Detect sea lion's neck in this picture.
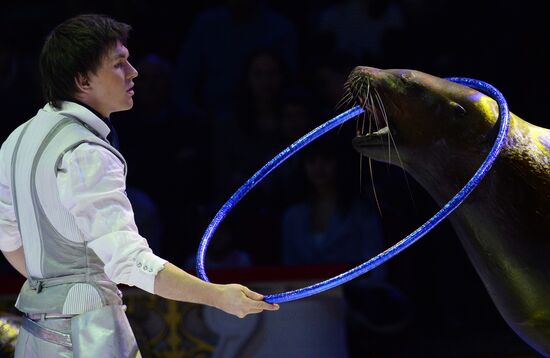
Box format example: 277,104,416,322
403,113,550,269
407,114,550,209
407,114,550,322
413,118,550,336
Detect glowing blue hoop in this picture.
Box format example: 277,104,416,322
196,78,510,304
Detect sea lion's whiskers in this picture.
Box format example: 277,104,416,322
357,80,365,110
356,105,367,137
354,79,370,135
365,79,373,133
360,96,369,135
335,91,353,112
347,76,381,210
355,110,360,135
372,90,391,165
365,93,377,144
334,96,348,112
358,109,368,193
369,156,383,217
336,104,355,136
362,87,382,216
373,90,415,205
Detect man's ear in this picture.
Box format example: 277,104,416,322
75,73,91,93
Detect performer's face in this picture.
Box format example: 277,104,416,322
83,41,138,117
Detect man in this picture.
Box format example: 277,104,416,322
0,14,278,357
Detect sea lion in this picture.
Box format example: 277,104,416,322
346,66,550,356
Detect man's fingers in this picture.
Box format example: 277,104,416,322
246,308,263,316
242,287,264,300
241,287,280,311
245,305,275,316
252,300,279,311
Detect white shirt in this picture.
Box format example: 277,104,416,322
0,102,166,294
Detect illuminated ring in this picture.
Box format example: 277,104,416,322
196,78,509,304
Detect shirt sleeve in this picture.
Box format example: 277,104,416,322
0,140,22,252
56,143,167,293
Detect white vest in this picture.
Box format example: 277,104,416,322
9,108,125,314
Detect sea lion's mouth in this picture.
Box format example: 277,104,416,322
352,127,392,157
343,67,403,162
353,126,390,147
348,92,395,149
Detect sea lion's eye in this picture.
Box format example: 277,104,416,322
451,101,466,116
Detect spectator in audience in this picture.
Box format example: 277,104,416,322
281,136,385,275
281,135,413,355
173,0,298,123
278,86,317,208
209,49,291,265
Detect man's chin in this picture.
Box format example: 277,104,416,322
111,103,133,114
120,99,134,112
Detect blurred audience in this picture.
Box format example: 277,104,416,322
173,0,298,123
314,0,404,64
281,136,385,274
184,203,252,272
208,49,292,265
280,135,412,356
0,24,41,141
230,50,289,190
115,53,209,262
307,51,356,121
278,87,317,207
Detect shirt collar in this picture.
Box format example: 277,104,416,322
43,101,111,139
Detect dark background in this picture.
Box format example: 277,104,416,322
1,1,548,357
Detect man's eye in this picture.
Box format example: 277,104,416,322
115,62,123,68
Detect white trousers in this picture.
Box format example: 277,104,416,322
15,305,140,358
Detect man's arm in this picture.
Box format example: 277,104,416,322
154,263,278,318
2,246,28,278
57,143,279,318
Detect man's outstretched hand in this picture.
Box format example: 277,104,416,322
154,262,279,318
216,283,279,318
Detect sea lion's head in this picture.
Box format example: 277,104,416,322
346,66,500,196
